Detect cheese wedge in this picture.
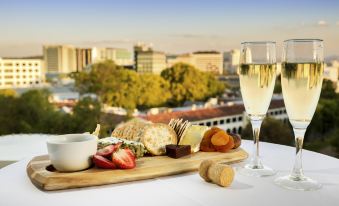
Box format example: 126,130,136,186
178,125,209,153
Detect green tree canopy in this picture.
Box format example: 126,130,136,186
73,60,140,111
274,74,282,94
73,60,173,111
0,89,17,97
307,98,339,138
137,74,171,109
0,90,101,135
161,63,225,106
71,97,101,133
241,117,294,146
320,79,337,99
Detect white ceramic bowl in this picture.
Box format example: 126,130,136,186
46,134,97,172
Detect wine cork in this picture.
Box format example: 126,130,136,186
199,160,215,182
207,163,234,187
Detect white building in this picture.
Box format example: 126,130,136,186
136,51,167,74
92,47,133,66
43,45,77,74
324,61,339,82
223,49,240,74
76,48,92,72
324,60,339,93
193,51,223,74
0,58,44,89
142,99,288,134
167,51,223,74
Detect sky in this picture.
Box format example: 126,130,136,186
0,0,339,57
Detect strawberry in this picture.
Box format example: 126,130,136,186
112,148,136,169
96,143,122,157
93,155,117,169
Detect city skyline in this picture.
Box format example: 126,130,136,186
1,0,339,57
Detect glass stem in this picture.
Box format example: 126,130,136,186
291,128,306,180
250,119,263,169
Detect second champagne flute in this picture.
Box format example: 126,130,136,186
238,41,277,177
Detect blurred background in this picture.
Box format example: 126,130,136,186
0,0,338,165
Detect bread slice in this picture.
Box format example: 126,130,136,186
112,120,177,155
141,123,177,155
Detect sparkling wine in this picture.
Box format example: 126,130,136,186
281,62,324,128
239,64,277,118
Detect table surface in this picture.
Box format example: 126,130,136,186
0,134,50,161
0,139,339,206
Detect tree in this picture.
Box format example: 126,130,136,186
330,129,339,157
320,79,337,99
0,89,17,97
274,74,282,94
161,63,225,106
0,95,18,134
0,90,101,135
137,74,171,109
14,89,57,133
71,97,101,133
73,60,123,95
73,60,141,111
206,72,226,97
241,117,294,146
308,99,339,137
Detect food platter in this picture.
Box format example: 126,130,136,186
27,148,248,191
26,118,248,191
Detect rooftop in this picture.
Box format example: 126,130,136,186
193,51,221,54
141,99,285,124
1,56,43,60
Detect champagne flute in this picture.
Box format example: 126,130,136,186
274,39,323,190
237,41,277,177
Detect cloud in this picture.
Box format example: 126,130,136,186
317,20,328,27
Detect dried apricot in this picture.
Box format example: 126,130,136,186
200,127,224,152
211,131,230,146
214,136,235,153
200,145,216,152
203,127,222,139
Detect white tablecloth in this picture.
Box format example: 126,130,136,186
0,139,339,206
0,134,50,161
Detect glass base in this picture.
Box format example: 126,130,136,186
238,163,276,177
274,175,322,191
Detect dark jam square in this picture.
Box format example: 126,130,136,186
166,144,191,159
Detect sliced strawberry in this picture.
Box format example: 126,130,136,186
112,148,136,169
96,143,122,157
96,145,115,157
124,148,136,160
93,155,117,169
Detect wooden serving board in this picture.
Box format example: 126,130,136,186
27,148,248,191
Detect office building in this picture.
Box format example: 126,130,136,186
136,51,166,74
76,48,92,72
324,60,339,83
0,58,44,89
92,47,132,66
167,51,223,74
193,51,223,74
324,60,339,93
167,53,194,68
43,45,77,74
134,43,153,70
223,49,240,74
